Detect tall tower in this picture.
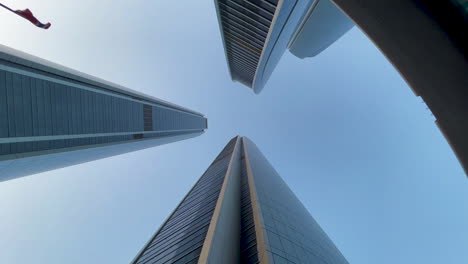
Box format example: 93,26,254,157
132,136,348,264
0,45,207,181
213,0,468,176
213,0,353,93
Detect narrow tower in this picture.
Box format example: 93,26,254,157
132,136,348,264
213,0,353,93
0,45,207,181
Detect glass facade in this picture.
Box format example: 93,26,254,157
0,45,207,181
214,0,279,87
240,146,259,264
133,138,237,264
243,137,348,264
0,70,206,157
133,136,348,264
214,0,355,93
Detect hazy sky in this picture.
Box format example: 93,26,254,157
0,1,467,263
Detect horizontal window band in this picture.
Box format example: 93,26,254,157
0,128,203,144
0,131,204,163
0,63,204,119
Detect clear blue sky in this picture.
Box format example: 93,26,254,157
0,1,467,263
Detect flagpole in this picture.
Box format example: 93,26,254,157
0,3,15,13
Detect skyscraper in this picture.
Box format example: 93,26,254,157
132,136,348,264
0,45,207,181
213,0,468,176
213,0,353,92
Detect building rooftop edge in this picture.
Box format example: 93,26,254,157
0,44,205,117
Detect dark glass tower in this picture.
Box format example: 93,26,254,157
213,0,468,176
213,0,353,93
132,136,348,264
0,45,207,181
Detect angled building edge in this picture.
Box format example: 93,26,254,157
0,45,207,181
212,0,468,176
331,0,468,176
213,0,353,93
132,136,348,264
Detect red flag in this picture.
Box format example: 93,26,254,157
15,8,51,29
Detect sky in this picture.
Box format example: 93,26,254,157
0,1,467,263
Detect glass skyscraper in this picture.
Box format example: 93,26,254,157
132,136,348,264
0,44,207,181
213,0,353,93
213,0,468,176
